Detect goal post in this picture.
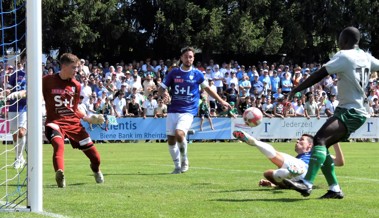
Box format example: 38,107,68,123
26,0,43,212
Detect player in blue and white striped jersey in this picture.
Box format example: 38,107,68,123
158,46,231,174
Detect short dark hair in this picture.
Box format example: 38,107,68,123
60,53,79,65
180,46,195,55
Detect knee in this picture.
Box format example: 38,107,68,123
18,128,27,138
175,130,186,142
313,135,325,146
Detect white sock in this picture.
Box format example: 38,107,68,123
329,184,341,192
254,140,276,159
303,179,313,189
178,139,188,161
168,144,181,169
14,136,26,160
273,169,291,182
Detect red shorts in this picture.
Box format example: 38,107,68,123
45,121,93,150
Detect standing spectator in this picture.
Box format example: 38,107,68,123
129,86,145,106
260,69,272,91
100,97,114,131
325,94,339,117
142,94,158,118
143,74,157,97
204,66,212,80
292,67,302,88
131,75,143,94
270,70,281,95
113,91,127,118
80,78,93,105
239,75,251,97
42,53,104,188
158,46,230,174
225,83,239,106
227,72,239,90
154,98,168,118
250,72,264,98
211,64,224,95
281,72,293,95
126,94,142,117
207,79,218,109
262,97,274,116
80,59,90,76
237,96,251,115
199,96,214,131
195,61,205,72
304,93,320,119
292,96,306,117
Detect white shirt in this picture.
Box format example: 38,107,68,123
113,97,127,116
142,99,158,116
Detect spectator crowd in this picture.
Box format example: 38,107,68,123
1,56,379,130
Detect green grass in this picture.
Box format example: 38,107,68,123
2,140,379,218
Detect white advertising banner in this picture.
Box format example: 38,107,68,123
232,117,379,139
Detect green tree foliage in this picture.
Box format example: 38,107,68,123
36,0,379,63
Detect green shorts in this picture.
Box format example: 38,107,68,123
333,107,366,141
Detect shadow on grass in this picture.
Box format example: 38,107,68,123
211,198,309,202
44,183,87,188
103,172,169,176
214,188,285,193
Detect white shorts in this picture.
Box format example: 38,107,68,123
8,111,27,133
279,152,308,180
166,113,194,136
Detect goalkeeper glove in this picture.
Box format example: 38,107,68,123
84,114,105,124
7,90,26,100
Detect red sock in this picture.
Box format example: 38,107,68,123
83,146,101,173
51,137,65,172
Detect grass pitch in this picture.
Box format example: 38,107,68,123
3,140,379,218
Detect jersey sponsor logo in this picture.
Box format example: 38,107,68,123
51,89,64,94
174,78,184,83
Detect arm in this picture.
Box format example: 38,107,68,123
203,86,231,109
331,143,345,167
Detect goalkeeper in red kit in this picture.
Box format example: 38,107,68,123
42,53,105,188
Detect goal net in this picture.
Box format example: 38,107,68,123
1,0,43,212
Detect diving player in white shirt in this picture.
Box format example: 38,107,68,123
158,46,231,174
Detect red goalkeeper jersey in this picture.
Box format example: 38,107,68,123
43,74,82,126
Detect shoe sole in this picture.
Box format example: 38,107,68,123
283,179,311,197
233,131,248,142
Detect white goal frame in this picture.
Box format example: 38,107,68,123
26,0,43,212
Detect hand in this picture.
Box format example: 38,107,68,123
7,90,26,100
86,114,105,124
